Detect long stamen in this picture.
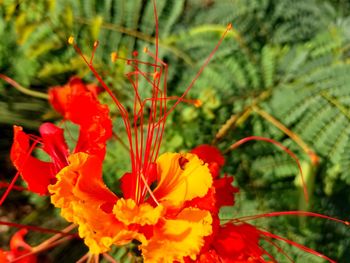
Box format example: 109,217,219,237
0,181,26,191
12,236,74,262
228,136,309,202
0,139,39,206
155,23,233,125
0,221,77,237
262,236,294,263
228,210,349,225
258,229,336,263
0,171,21,206
69,39,137,191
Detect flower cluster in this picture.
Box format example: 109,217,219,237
9,77,267,262
6,73,343,262
2,2,347,261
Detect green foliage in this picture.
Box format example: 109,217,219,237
1,0,350,262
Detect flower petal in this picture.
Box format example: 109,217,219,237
48,77,99,116
154,153,212,207
213,176,239,208
39,122,69,171
141,208,213,262
113,198,164,226
10,126,55,195
49,152,137,254
213,223,263,262
49,78,112,160
184,187,217,213
191,145,225,178
2,229,37,263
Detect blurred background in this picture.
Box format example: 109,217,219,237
1,0,350,262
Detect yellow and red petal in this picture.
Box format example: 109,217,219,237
120,163,157,200
153,153,212,207
10,126,55,195
48,153,135,254
184,187,217,213
141,208,213,263
113,198,164,226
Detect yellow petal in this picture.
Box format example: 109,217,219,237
154,153,212,207
141,208,213,263
113,198,164,226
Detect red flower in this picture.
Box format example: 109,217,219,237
191,145,225,178
0,229,37,263
10,78,112,195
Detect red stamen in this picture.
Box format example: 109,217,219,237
0,139,39,206
262,236,295,262
259,229,336,263
157,23,232,124
0,171,21,206
70,1,231,206
230,210,349,225
0,221,78,237
70,41,137,188
229,136,309,202
0,182,26,191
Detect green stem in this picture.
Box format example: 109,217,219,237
0,74,48,99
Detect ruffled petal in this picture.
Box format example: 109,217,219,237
213,176,239,208
141,208,213,263
48,153,139,254
212,223,263,262
113,198,164,226
153,153,212,207
10,126,55,195
48,78,112,160
2,229,37,263
191,145,225,178
48,77,99,116
39,122,69,171
184,187,217,212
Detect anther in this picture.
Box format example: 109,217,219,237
153,71,160,79
68,36,74,45
111,52,118,62
227,23,232,30
193,99,202,107
143,47,149,53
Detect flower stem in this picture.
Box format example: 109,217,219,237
0,74,48,99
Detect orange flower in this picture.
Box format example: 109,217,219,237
41,13,234,260
48,151,214,261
